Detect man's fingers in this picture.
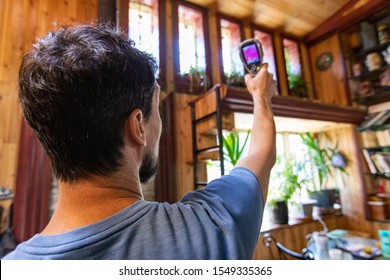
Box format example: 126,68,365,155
244,73,252,84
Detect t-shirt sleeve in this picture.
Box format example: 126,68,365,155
180,167,264,258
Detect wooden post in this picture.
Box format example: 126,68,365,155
98,0,117,25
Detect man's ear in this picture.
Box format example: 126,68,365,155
126,109,146,146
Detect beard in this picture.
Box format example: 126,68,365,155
139,152,159,183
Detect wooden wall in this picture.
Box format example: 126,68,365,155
254,215,346,259
0,0,98,190
1,0,387,255
309,34,349,105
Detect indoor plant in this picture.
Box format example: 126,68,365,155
225,71,245,87
267,156,303,224
180,66,210,94
300,132,348,209
222,129,251,167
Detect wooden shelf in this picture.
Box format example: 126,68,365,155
351,41,390,60
358,123,390,132
191,84,367,124
365,172,390,179
350,65,390,82
353,88,390,106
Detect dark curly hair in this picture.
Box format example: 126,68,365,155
18,23,158,182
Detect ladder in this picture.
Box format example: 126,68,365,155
189,86,225,189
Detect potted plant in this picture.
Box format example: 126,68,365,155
300,132,348,210
179,66,210,94
288,73,309,98
225,71,245,87
285,49,309,98
268,156,313,223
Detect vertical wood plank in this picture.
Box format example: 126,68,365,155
0,0,98,238
309,34,348,105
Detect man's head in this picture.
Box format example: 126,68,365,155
18,23,160,183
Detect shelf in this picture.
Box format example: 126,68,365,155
353,88,390,106
351,41,390,60
365,172,390,179
191,84,367,124
358,124,390,132
361,146,390,152
350,65,390,82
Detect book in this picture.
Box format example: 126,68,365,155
362,149,378,173
360,110,389,129
373,153,390,173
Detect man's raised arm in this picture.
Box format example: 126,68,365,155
235,63,277,201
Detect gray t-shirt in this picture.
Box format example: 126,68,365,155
3,167,264,259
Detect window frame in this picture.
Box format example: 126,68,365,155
172,0,212,93
117,0,167,90
281,34,305,97
216,13,245,84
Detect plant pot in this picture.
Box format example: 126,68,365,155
309,189,336,208
302,200,317,217
269,201,289,224
289,200,316,220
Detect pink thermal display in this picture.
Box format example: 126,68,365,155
243,44,260,64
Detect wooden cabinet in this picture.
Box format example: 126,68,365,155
336,8,390,223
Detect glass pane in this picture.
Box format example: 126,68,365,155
283,38,301,76
178,5,206,74
220,19,243,77
283,38,308,97
129,0,159,67
254,30,278,81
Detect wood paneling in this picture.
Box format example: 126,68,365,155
309,35,349,106
174,93,195,200
0,0,98,190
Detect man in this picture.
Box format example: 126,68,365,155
3,23,276,260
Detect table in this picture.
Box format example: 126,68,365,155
308,233,381,260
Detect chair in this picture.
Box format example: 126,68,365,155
262,233,314,260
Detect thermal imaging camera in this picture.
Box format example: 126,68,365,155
239,38,264,76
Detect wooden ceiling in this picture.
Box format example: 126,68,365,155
185,0,362,38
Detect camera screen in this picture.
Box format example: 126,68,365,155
242,43,260,65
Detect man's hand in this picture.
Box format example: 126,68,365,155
244,63,276,102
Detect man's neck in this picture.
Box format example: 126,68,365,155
41,175,142,235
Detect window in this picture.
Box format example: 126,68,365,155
174,2,210,93
218,17,244,81
283,38,301,77
178,5,206,74
126,0,165,87
129,0,160,67
254,28,279,94
283,38,307,97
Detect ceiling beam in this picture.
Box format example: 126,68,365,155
304,0,390,45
